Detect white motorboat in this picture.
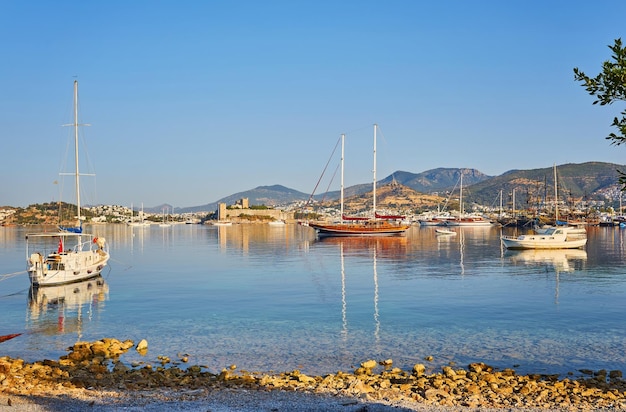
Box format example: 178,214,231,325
501,227,587,250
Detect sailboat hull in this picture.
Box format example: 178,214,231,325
308,125,410,237
309,222,410,236
26,233,110,286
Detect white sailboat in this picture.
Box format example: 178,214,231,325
533,164,586,235
446,172,493,227
128,203,150,227
159,207,171,227
26,81,110,286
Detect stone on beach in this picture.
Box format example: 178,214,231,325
1,338,625,410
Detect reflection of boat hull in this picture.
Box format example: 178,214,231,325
28,276,109,333
507,249,588,263
506,249,587,272
317,235,408,255
29,276,109,308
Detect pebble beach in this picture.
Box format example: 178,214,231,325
1,338,625,411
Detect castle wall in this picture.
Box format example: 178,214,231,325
217,202,293,222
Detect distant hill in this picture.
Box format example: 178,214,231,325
462,162,624,207
174,162,624,213
174,185,311,213
380,168,491,194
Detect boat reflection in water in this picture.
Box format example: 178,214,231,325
505,249,587,304
27,276,109,336
317,236,408,347
506,249,588,272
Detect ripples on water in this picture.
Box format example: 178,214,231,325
0,224,625,377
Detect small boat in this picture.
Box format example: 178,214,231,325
0,333,21,343
26,81,109,287
418,216,453,226
501,227,587,250
435,228,457,236
446,216,493,227
212,221,232,226
268,220,286,226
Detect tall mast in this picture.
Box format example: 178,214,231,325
512,188,516,217
554,163,558,222
459,170,463,219
340,133,345,222
373,124,377,216
73,80,81,224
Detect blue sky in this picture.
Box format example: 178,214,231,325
1,1,625,208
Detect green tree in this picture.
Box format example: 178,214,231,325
574,38,626,186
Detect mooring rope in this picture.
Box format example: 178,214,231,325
0,270,27,282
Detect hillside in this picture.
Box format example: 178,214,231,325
175,168,489,213
463,162,624,207
157,162,624,213
329,181,445,215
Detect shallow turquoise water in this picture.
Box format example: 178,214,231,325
0,224,624,377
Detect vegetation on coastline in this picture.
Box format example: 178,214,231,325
2,162,625,226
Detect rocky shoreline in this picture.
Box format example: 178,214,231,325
1,338,625,411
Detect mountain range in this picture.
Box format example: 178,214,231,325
158,162,624,214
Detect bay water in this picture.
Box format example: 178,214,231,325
0,224,624,378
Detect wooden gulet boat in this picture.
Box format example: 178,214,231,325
309,125,410,237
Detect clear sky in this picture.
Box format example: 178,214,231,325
1,1,625,208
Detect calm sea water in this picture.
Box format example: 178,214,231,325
0,224,625,377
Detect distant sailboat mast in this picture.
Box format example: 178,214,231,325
554,163,559,222
373,124,377,217
459,170,463,219
340,133,345,223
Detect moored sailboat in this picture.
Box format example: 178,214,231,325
308,125,410,236
26,81,110,287
446,173,493,227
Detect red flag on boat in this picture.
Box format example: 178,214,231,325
58,237,63,253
